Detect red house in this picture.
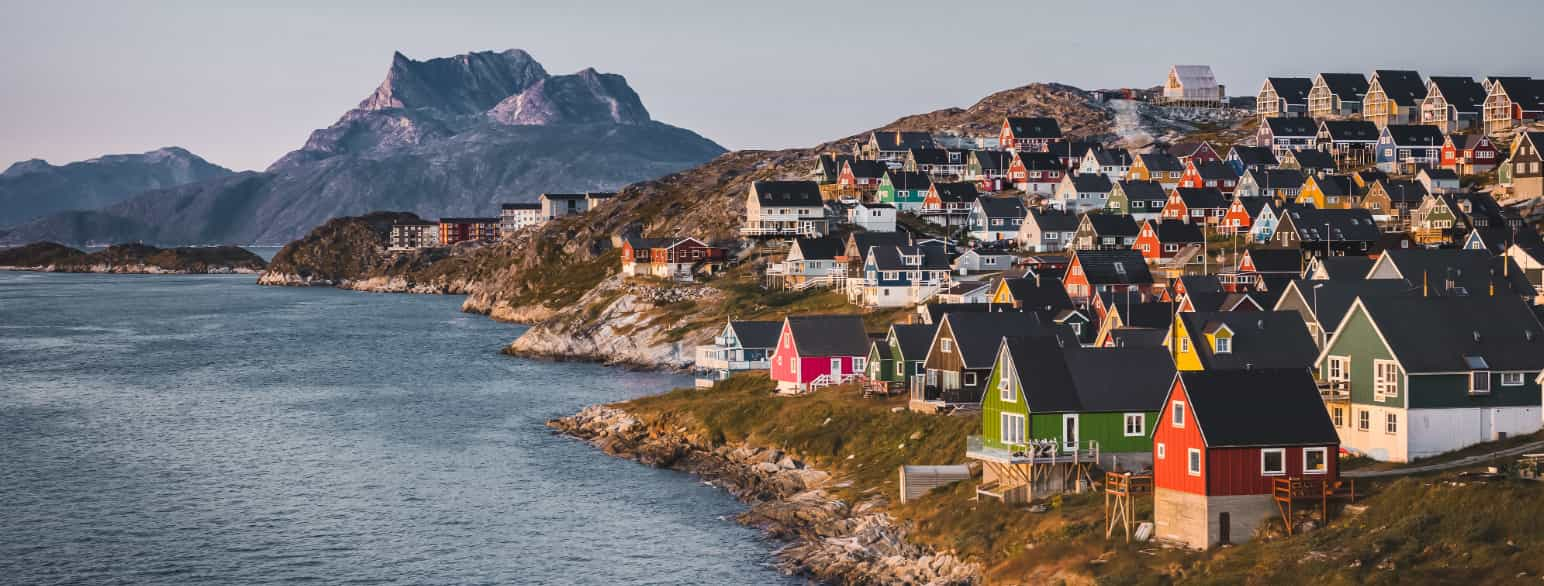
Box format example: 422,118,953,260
1167,142,1222,166
1440,134,1499,175
838,160,887,189
1006,151,1065,194
1153,370,1340,549
1178,160,1240,194
1161,187,1230,225
1219,196,1270,234
1063,249,1154,305
770,315,871,394
999,117,1063,152
1133,220,1203,261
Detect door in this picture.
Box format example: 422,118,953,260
1062,414,1079,452
1218,512,1231,545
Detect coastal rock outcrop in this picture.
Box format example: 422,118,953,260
0,241,266,274
550,405,980,585
503,274,719,369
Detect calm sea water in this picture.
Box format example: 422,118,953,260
0,272,794,585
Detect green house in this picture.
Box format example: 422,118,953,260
972,337,1175,470
875,170,933,212
1317,294,1544,463
868,322,936,394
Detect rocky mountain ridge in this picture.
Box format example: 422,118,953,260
0,241,266,274
0,147,233,227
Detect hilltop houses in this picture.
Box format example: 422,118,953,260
438,217,499,245
1307,73,1370,119
1000,117,1063,152
742,181,830,238
1161,65,1224,108
1257,77,1313,118
390,219,440,250
770,315,871,394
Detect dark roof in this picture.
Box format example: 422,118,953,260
848,231,913,259
1108,328,1168,348
1179,369,1340,448
970,150,1014,171
1266,77,1313,104
932,182,980,203
941,311,1067,368
1384,124,1445,147
1167,142,1213,159
1284,278,1417,330
1084,213,1139,237
500,202,541,210
1318,73,1369,101
1356,295,1544,372
891,323,938,361
1282,208,1381,243
1136,152,1185,172
1117,180,1169,203
1001,275,1074,312
1319,120,1380,142
1192,161,1239,181
1312,174,1358,197
1420,167,1459,181
791,236,843,261
1379,179,1428,204
870,131,935,151
976,196,1028,220
1015,151,1065,171
1178,311,1318,371
624,236,674,250
1116,301,1177,330
1069,173,1114,193
1287,149,1336,170
1174,187,1229,209
753,181,824,206
871,244,951,271
1245,169,1306,190
1151,220,1203,243
1091,149,1134,166
1314,256,1375,280
785,315,870,357
1494,79,1544,111
1073,249,1153,286
1003,337,1175,413
907,148,953,166
922,302,1023,325
1428,76,1486,113
1028,208,1081,232
846,159,889,179
1244,249,1304,273
729,320,784,349
1179,275,1224,295
1376,249,1534,297
883,170,934,190
1229,146,1279,167
1370,70,1427,106
540,193,587,201
1266,117,1318,138
1004,117,1063,139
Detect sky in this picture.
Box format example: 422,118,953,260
2,0,1542,172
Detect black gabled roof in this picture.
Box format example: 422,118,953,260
1314,256,1375,281
1266,117,1318,138
908,148,952,166
624,236,674,250
1004,117,1063,139
932,181,980,203
846,159,889,179
1015,151,1065,171
1001,275,1074,312
1178,369,1340,448
1069,173,1114,193
1003,337,1175,414
1287,148,1336,170
883,170,934,190
970,150,1014,171
870,130,935,151
1244,248,1304,274
753,181,824,206
1174,187,1229,209
1084,213,1139,237
1355,295,1544,373
1073,249,1153,286
1266,77,1313,104
1091,149,1134,166
1319,119,1380,142
1312,174,1358,197
1383,124,1445,146
1284,278,1416,330
1136,152,1185,172
1283,208,1381,243
1420,167,1459,181
729,320,784,349
1192,160,1239,181
976,196,1028,220
1150,219,1203,244
1375,249,1534,298
1245,169,1306,190
922,302,1023,325
941,311,1065,368
1028,208,1081,232
785,315,870,357
814,153,856,174
1428,76,1486,113
1318,73,1369,101
1117,180,1169,204
1179,275,1224,295
1229,145,1279,167
1379,179,1428,204
1167,142,1214,159
870,244,951,271
848,231,913,259
1178,311,1318,371
890,323,938,361
791,236,843,261
1114,301,1176,330
1370,70,1427,106
1107,328,1169,348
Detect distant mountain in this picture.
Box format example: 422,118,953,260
0,147,232,226
3,49,724,245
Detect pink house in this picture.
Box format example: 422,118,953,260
770,315,872,394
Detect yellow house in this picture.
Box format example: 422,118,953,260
1127,153,1186,189
1163,317,1220,371
1164,311,1320,372
1295,175,1358,209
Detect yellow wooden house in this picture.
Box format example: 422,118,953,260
1295,174,1359,209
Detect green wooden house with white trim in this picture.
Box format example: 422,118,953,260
1317,294,1544,463
874,171,933,211
865,323,936,395
968,336,1175,502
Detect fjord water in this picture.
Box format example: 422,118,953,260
0,273,793,585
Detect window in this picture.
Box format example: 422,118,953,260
1327,356,1349,381
963,372,977,387
1332,406,1344,427
940,339,952,353
1124,413,1145,436
1471,371,1491,395
1304,447,1328,474
1374,359,1399,400
1385,412,1398,434
999,363,1014,402
1502,372,1526,386
1358,409,1370,431
1157,443,1166,459
1261,448,1286,476
1187,448,1202,476
853,357,865,371
1214,337,1231,354
1001,413,1026,445
1172,401,1186,428
1178,337,1190,353
896,362,905,377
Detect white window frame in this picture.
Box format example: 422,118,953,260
963,371,977,387
1178,337,1190,353
831,358,842,374
1171,401,1186,428
1386,412,1398,435
1471,370,1491,395
940,339,952,353
1327,356,1349,382
1303,447,1328,475
1358,409,1370,431
1373,359,1399,401
1502,372,1526,387
1214,337,1231,354
1157,443,1166,459
1187,448,1202,476
853,357,865,372
1123,413,1145,437
1260,448,1287,476
1332,406,1344,427
1000,412,1026,446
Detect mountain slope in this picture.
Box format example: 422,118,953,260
0,147,233,226
3,49,724,245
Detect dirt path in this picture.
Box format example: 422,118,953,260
1343,440,1544,478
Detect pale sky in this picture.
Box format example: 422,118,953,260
2,0,1541,172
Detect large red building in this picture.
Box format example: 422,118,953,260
1152,369,1340,549
438,217,500,245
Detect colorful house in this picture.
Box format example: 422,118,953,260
1315,119,1380,169
990,274,1075,313
1317,295,1544,462
1307,73,1369,119
1296,174,1359,210
1006,151,1066,194
1269,207,1381,258
1220,196,1268,234
1000,117,1063,152
863,130,935,165
1374,124,1445,173
1482,77,1544,137
1167,311,1318,371
1161,187,1229,225
1362,70,1427,129
970,337,1176,502
866,322,937,395
1063,249,1155,304
1420,76,1486,133
770,315,871,394
1133,219,1203,262
916,312,1073,410
1258,118,1318,157
858,244,953,308
1178,160,1239,194
921,182,981,227
1507,131,1544,200
695,319,782,383
1440,134,1499,175
1235,169,1305,201
1153,369,1341,549
1225,145,1279,175
1127,152,1187,189
1071,213,1140,251
1168,142,1222,167
1256,77,1313,118
1107,179,1169,221
875,170,934,211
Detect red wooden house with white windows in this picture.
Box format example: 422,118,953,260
1152,370,1341,549
1133,220,1203,261
1062,249,1154,305
1178,160,1240,194
1006,151,1065,194
1439,134,1499,175
769,315,872,394
1168,142,1222,167
838,160,887,189
999,117,1063,152
1161,187,1230,226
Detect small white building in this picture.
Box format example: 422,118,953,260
499,203,543,237
848,202,897,233
1161,65,1224,108
389,220,440,250
953,249,1017,275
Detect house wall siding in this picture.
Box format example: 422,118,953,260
1406,406,1543,460
1153,381,1207,494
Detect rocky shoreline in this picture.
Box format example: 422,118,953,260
0,242,267,274
550,405,979,585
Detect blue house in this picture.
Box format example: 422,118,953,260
1374,125,1444,173
858,243,953,308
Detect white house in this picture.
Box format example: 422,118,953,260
848,202,897,232
1053,173,1114,214
1019,208,1079,252
742,181,830,238
968,196,1027,242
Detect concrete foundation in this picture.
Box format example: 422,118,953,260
1154,488,1277,549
